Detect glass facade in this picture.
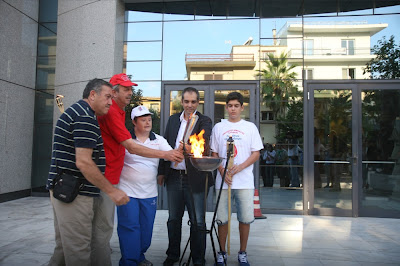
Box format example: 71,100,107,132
314,89,353,210
361,89,400,214
31,0,57,192
124,2,400,215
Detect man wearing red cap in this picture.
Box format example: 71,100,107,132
95,73,183,266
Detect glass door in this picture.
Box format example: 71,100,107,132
306,80,400,218
360,87,400,218
307,84,356,217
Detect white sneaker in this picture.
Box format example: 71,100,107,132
238,251,250,266
215,251,227,266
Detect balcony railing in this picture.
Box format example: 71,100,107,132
185,53,254,62
287,47,372,58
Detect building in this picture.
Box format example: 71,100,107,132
1,0,399,218
185,21,388,143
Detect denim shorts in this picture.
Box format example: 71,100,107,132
215,189,254,225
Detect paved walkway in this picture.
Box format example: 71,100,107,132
1,197,400,266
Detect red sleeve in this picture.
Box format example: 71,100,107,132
98,105,131,144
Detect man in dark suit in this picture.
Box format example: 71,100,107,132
158,87,213,266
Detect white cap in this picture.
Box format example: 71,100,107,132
131,105,153,120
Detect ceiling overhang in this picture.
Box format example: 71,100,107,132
124,0,399,18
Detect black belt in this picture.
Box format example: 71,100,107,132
170,168,187,175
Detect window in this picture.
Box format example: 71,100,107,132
261,111,275,121
342,68,355,79
150,103,160,111
262,50,276,60
304,39,314,55
341,39,355,55
304,69,313,80
204,74,223,80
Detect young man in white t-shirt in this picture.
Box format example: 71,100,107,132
211,92,263,266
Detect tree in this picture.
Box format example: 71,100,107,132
363,35,400,79
148,107,161,134
258,52,300,117
275,99,303,143
125,87,143,132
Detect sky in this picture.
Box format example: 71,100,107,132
126,5,400,97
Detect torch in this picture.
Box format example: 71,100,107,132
55,95,65,113
174,113,199,168
226,135,235,255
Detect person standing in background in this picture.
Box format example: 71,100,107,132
275,143,290,187
262,144,276,187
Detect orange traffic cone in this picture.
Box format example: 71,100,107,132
254,189,266,219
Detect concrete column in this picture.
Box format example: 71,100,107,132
54,0,125,119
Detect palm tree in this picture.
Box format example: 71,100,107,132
258,52,300,116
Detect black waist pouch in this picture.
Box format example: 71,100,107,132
52,173,84,203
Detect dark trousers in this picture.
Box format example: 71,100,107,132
263,164,275,187
165,171,207,265
277,166,290,187
289,158,300,187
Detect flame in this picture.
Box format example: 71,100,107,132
189,129,205,158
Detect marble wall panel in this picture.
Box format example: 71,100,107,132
0,1,38,89
0,81,35,194
55,0,124,87
3,0,39,19
58,0,99,16
114,0,125,74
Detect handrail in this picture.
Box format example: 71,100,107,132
185,53,254,62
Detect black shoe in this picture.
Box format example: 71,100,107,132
163,258,179,266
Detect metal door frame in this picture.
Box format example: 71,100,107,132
161,80,260,132
304,80,400,218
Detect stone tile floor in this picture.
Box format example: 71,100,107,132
1,197,400,265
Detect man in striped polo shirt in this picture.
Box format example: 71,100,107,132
46,78,130,266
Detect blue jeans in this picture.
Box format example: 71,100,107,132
165,171,207,265
215,189,254,224
117,197,157,266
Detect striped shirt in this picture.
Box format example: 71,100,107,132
46,100,106,197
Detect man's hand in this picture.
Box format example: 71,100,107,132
224,174,233,186
107,188,130,206
228,163,244,177
178,142,191,153
165,149,184,163
218,167,232,186
157,175,165,186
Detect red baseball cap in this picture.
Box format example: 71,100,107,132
109,73,138,87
